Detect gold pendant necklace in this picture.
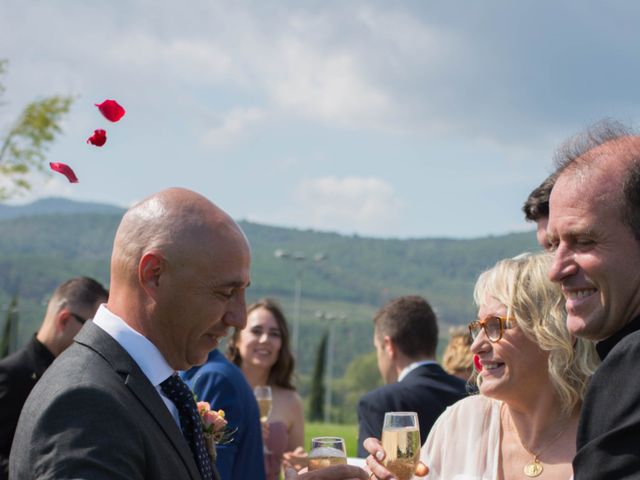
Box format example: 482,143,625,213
523,457,543,477
502,404,569,478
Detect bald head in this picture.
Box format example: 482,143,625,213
548,122,640,341
107,188,251,370
553,121,640,242
111,188,247,285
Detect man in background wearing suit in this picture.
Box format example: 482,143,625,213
10,188,251,480
357,295,467,458
522,173,556,251
182,348,266,480
0,276,108,480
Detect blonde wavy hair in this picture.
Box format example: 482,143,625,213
443,326,474,379
473,252,599,414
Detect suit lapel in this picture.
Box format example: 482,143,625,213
125,370,204,480
75,323,203,480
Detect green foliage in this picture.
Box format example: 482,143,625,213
0,59,74,199
331,352,383,424
305,422,359,457
0,210,539,360
308,331,328,421
0,295,19,358
0,206,540,402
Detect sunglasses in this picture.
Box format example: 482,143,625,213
69,313,88,325
468,315,515,342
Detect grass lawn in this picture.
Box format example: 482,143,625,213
304,422,360,457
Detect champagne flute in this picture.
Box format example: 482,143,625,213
254,386,273,454
308,436,347,471
381,412,420,480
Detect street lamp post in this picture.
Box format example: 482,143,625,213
274,249,327,356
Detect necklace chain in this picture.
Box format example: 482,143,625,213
501,404,571,478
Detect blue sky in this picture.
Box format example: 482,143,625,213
2,1,639,238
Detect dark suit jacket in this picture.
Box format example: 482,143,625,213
0,336,55,480
573,316,640,480
10,322,219,480
357,363,467,458
182,349,266,480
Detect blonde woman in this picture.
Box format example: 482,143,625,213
365,252,599,480
442,326,474,381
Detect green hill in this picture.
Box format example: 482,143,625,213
0,201,539,377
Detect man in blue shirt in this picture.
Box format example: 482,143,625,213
183,349,266,480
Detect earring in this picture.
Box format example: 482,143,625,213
473,354,482,372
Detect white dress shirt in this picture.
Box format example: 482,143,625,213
398,360,438,382
92,304,181,426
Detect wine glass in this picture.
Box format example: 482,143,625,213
381,412,420,480
308,437,347,471
254,386,273,454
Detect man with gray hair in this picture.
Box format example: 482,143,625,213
547,120,640,478
0,276,108,480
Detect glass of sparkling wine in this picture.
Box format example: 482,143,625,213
381,412,420,480
254,386,273,453
308,437,347,471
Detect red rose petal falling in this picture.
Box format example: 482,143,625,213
49,162,79,183
86,129,107,146
95,99,126,122
473,354,482,372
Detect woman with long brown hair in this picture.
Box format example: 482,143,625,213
228,298,306,479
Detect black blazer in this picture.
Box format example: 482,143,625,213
573,317,640,479
10,322,220,480
0,336,55,480
357,363,467,458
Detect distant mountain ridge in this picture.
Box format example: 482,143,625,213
0,197,125,220
0,197,539,377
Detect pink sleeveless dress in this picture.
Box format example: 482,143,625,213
264,421,288,480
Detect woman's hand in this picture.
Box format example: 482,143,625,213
284,465,369,479
363,437,429,479
283,446,309,471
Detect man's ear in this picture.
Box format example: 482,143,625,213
54,309,72,334
383,335,396,360
139,251,164,298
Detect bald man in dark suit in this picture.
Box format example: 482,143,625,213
11,188,251,480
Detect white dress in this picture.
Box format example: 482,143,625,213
418,395,573,480
419,395,502,480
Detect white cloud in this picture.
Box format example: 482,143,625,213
201,107,266,147
105,34,233,87
292,176,404,236
267,41,391,128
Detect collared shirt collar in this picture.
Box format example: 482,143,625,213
596,315,640,360
398,360,437,382
92,304,174,387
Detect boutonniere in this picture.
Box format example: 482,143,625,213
197,401,237,462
